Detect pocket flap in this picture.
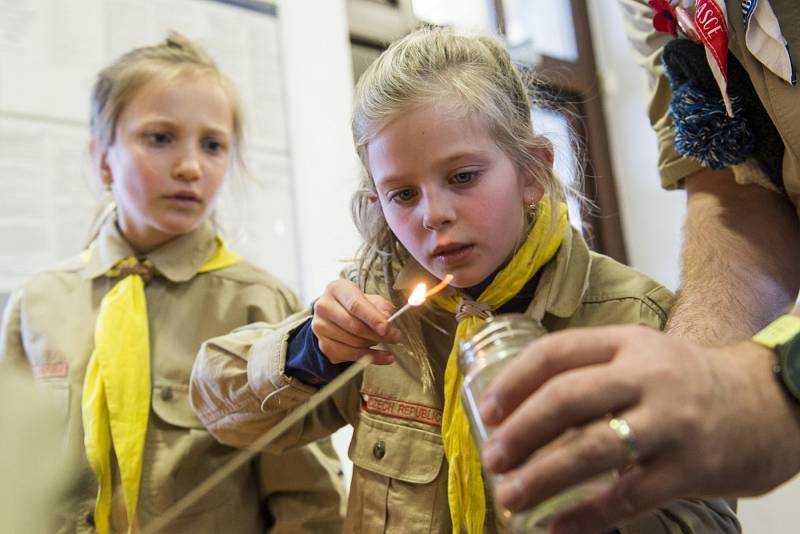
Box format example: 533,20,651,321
349,413,444,484
151,381,205,429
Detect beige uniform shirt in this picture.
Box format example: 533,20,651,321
0,217,345,533
620,0,800,208
0,361,79,533
191,227,739,533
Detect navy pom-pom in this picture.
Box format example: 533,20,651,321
669,80,754,169
662,38,782,183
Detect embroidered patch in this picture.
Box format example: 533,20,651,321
32,361,69,379
361,391,442,427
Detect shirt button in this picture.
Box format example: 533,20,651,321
85,512,95,527
160,386,174,401
373,440,386,460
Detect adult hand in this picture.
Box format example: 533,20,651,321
311,279,401,365
478,325,800,534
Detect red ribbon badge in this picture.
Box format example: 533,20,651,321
649,0,678,37
694,0,733,115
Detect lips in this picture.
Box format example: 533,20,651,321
432,242,473,267
164,191,201,204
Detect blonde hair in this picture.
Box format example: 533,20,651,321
85,32,244,242
351,26,569,295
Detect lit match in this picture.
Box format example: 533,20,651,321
387,274,453,323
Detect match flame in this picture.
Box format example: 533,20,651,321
387,274,454,323
408,283,427,306
425,273,454,297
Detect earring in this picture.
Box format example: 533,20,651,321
527,200,537,220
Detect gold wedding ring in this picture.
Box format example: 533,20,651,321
608,417,641,465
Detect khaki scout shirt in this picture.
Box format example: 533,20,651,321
620,0,800,208
0,216,345,534
191,227,740,533
0,362,78,533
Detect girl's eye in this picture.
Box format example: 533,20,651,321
145,132,172,146
451,171,477,185
390,188,417,203
202,138,227,154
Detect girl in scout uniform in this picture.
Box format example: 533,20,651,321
0,34,344,533
190,27,739,533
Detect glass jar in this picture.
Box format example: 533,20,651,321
458,313,615,533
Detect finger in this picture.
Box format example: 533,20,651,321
313,316,383,350
483,364,639,474
364,293,394,317
331,283,396,339
491,418,621,513
549,458,684,534
364,294,401,342
492,408,662,514
316,336,395,365
334,283,387,336
313,298,387,344
479,326,636,426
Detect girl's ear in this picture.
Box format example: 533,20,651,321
368,193,378,203
90,138,113,186
522,141,552,206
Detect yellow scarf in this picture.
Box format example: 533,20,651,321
433,197,567,533
81,236,240,534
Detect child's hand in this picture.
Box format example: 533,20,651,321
311,280,402,365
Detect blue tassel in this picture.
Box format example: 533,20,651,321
669,81,754,169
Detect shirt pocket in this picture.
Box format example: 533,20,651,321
145,380,244,522
347,413,447,533
151,381,205,429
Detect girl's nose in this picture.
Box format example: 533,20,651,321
172,148,201,181
421,193,455,231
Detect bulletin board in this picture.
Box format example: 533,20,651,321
0,0,301,301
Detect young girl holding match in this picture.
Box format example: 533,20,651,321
190,27,738,533
0,34,343,533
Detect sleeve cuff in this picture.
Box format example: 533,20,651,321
246,315,319,407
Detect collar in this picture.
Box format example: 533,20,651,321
80,213,219,283
392,224,591,320
528,225,591,319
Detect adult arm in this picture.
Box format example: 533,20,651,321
618,0,800,342
669,168,800,344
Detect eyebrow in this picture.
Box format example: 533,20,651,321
374,149,492,188
438,150,491,166
136,118,231,137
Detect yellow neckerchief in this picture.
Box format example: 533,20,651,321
432,197,567,533
81,235,240,534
